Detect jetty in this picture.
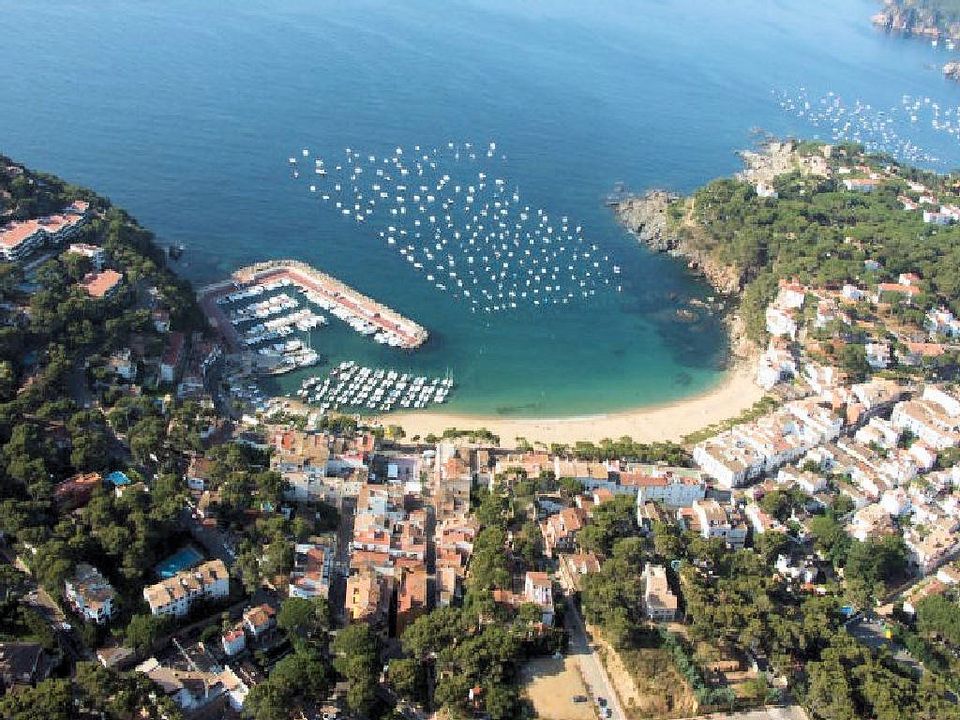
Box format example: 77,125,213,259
199,259,428,354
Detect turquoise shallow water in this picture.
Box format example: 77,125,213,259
2,0,960,416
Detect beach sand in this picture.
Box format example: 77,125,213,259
386,358,763,447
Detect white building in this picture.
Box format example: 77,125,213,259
765,306,797,339
775,282,806,310
693,401,842,488
854,416,901,449
64,564,116,624
905,524,960,575
690,499,747,549
923,210,954,225
777,465,828,494
756,182,779,199
642,564,678,621
880,488,912,517
865,342,891,370
756,340,797,390
926,307,960,338
745,503,783,535
221,626,246,657
693,438,761,488
135,658,248,714
891,387,960,450
143,559,229,617
843,178,878,192
804,363,844,396
0,200,89,262
842,284,866,302
924,385,960,417
632,472,706,510
107,349,136,382
523,572,554,626
288,543,333,599
67,242,106,270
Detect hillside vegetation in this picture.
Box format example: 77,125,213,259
667,144,960,341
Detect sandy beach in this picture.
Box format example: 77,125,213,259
386,358,763,447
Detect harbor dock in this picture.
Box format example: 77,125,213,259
199,259,429,354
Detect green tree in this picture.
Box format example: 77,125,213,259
387,657,425,703
332,624,380,716
125,613,168,654
577,494,637,556
277,596,330,641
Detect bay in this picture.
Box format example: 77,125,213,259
1,0,958,417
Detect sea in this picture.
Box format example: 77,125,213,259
2,0,960,418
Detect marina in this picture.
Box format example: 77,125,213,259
296,360,453,414
198,260,429,376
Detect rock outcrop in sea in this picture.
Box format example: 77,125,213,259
613,190,743,295
612,189,676,251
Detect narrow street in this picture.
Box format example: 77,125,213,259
329,497,356,625
0,542,89,662
561,584,626,720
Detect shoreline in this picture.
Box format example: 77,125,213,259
385,350,762,447
270,148,777,446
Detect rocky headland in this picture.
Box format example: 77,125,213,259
872,1,960,39
613,190,744,295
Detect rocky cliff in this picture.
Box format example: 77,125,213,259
872,1,960,43
613,190,676,251
613,192,744,295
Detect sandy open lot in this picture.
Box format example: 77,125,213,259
521,656,595,720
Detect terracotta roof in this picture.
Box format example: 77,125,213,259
222,627,244,643
526,571,550,588
161,331,185,366
81,269,123,298
905,342,945,357
243,603,276,630
876,282,920,296
0,219,43,249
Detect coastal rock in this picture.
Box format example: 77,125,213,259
689,254,743,296
873,2,960,45
614,190,743,295
613,190,677,251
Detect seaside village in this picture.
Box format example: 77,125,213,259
10,152,960,720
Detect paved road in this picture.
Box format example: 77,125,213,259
846,614,920,673
562,588,626,720
1,543,90,662
180,507,237,565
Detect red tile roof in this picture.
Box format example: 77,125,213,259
81,270,123,298
877,282,920,296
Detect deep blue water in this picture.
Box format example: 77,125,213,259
2,0,960,416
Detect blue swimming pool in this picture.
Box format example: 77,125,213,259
155,545,203,579
105,470,130,486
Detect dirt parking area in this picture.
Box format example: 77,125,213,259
521,656,595,720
